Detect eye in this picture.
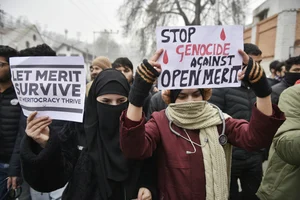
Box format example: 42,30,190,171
100,99,111,104
177,94,187,99
192,91,201,98
117,98,127,104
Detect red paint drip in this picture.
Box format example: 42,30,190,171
163,50,168,64
220,28,226,41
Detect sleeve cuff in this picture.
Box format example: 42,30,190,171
20,129,60,166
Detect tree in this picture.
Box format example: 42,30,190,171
119,0,248,56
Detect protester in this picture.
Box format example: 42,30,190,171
209,43,265,200
267,60,280,86
272,55,300,104
14,43,67,200
86,56,111,96
119,48,285,200
112,57,134,85
0,45,30,200
256,83,300,200
268,60,279,79
20,69,155,200
274,61,286,82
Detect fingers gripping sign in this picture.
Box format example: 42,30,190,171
26,111,52,148
137,187,152,200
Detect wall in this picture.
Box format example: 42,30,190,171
274,10,297,60
256,15,277,59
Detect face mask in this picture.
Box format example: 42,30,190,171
285,72,300,86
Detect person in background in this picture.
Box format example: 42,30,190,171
267,60,280,86
112,57,134,85
274,61,286,82
257,83,300,200
0,45,31,200
119,48,285,200
14,44,67,200
86,56,111,96
20,69,155,200
272,55,300,105
113,57,152,115
209,43,266,200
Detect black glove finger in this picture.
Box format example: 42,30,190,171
243,57,254,82
143,59,160,77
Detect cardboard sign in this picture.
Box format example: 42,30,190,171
10,56,86,122
156,25,243,90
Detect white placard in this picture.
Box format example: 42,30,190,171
9,56,86,122
156,25,244,90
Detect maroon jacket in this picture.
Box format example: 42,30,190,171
120,105,285,200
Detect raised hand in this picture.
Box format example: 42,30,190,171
26,111,52,148
237,49,272,98
128,49,164,107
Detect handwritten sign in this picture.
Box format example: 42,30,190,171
156,25,243,90
10,56,86,122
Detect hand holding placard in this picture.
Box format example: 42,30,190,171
156,25,244,90
26,111,52,148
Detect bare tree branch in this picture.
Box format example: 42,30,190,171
118,0,248,56
175,0,191,25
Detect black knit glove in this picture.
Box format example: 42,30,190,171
129,59,160,107
242,57,272,98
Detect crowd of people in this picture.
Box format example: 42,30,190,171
0,41,299,200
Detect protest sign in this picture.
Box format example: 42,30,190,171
156,25,243,90
9,56,86,122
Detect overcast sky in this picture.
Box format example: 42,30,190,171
1,0,266,44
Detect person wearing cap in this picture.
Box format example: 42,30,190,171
119,49,285,200
86,56,111,96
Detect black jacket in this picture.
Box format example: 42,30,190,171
147,91,167,119
9,113,67,177
0,86,22,171
271,79,291,105
20,123,157,200
209,85,263,160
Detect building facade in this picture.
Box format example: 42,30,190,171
244,0,300,73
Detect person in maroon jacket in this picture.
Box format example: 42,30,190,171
119,49,285,200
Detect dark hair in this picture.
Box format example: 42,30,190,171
269,60,280,71
244,43,262,56
275,62,285,72
0,45,18,63
112,62,122,69
285,56,300,71
112,57,133,71
18,43,56,57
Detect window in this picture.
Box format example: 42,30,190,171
67,46,70,51
71,54,79,56
57,54,66,56
257,9,268,21
26,41,30,48
33,34,37,41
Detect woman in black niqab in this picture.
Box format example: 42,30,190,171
84,68,141,199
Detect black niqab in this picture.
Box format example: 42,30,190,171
84,68,130,199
